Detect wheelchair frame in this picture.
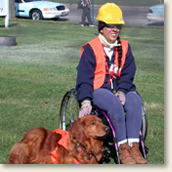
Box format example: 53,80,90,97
59,88,148,164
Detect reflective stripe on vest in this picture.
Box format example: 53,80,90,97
81,37,128,90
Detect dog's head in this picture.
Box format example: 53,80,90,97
80,115,109,138
69,115,109,143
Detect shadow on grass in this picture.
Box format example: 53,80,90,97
147,21,164,26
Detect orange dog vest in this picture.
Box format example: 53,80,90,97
50,129,80,164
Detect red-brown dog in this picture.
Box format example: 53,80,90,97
9,115,109,164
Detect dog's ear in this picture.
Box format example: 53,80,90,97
68,118,86,144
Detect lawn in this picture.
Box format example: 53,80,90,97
0,18,164,164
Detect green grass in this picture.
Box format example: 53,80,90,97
0,18,164,164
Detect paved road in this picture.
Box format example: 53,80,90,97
62,4,164,26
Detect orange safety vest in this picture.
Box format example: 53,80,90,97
81,37,128,90
50,129,80,164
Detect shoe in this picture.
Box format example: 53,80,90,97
129,143,147,164
89,24,95,27
81,24,84,27
118,143,136,164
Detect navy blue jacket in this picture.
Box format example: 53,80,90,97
76,42,136,103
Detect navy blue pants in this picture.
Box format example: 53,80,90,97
93,88,142,142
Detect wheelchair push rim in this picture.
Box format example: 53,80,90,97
59,89,79,130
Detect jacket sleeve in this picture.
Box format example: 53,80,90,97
117,43,136,94
76,44,96,103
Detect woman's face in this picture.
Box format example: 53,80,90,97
100,25,121,44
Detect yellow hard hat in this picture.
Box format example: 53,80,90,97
97,3,125,24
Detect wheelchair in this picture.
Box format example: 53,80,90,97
59,88,148,164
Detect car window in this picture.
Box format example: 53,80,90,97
15,0,22,3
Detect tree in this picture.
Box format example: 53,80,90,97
9,0,15,19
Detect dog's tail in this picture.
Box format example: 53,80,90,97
8,142,29,164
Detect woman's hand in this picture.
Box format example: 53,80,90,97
115,91,126,105
79,100,92,118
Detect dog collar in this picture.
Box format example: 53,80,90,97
77,145,93,160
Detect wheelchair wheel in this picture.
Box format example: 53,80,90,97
59,89,79,130
141,102,148,141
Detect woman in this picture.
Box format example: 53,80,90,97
76,3,147,164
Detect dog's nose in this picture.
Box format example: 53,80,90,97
105,127,109,134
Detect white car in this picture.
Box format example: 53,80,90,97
15,0,70,20
147,4,164,22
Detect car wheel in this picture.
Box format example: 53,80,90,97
31,10,43,20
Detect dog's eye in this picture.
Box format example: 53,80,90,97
91,122,95,125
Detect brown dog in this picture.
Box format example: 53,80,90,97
9,115,109,164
